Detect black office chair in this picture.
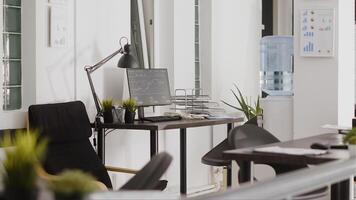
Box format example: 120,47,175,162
229,124,328,199
28,101,171,190
201,117,257,186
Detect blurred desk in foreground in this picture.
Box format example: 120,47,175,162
88,191,179,200
223,133,350,200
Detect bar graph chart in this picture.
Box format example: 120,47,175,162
300,9,334,57
303,42,314,52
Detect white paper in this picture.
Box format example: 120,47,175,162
254,146,327,156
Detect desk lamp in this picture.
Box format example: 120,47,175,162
84,37,138,119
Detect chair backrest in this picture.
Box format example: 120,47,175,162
120,152,173,190
228,124,280,149
28,101,113,189
28,101,92,144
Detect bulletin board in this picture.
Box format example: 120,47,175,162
300,9,335,57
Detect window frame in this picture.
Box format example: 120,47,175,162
0,1,23,111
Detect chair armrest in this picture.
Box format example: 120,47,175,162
105,165,139,174
35,166,108,191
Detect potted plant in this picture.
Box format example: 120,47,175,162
343,128,356,157
102,98,114,123
122,99,137,123
48,170,99,200
221,84,262,125
1,131,47,200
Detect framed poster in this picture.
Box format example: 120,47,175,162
300,9,335,57
49,6,68,48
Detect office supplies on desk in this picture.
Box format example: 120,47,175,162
172,88,225,116
321,124,351,131
142,115,182,122
180,113,208,120
310,142,348,150
254,146,328,156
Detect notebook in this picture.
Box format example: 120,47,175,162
253,146,328,156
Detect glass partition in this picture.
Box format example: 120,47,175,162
1,0,22,110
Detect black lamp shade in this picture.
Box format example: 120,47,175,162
117,54,139,69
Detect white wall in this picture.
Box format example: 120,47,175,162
35,0,76,104
210,0,262,185
75,0,154,188
211,0,261,107
154,0,262,191
75,0,130,118
155,0,213,190
293,0,355,139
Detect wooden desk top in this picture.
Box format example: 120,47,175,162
223,133,350,165
95,117,244,131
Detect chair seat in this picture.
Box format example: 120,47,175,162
201,139,231,167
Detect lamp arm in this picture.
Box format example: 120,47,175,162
84,47,124,116
85,47,123,73
85,68,102,115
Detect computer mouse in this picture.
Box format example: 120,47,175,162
310,143,329,150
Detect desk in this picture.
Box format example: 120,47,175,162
223,133,350,200
93,117,244,194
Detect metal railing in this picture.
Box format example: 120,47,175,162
193,158,356,200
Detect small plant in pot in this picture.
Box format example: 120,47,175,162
343,128,356,157
1,131,48,200
122,99,137,123
48,170,99,200
221,84,262,125
102,98,114,123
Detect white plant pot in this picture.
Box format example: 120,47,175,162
348,144,356,157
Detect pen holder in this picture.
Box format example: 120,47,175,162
113,108,124,123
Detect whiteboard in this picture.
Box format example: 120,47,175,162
300,9,334,57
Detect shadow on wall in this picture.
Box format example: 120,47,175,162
91,41,126,102
45,48,76,102
103,68,125,101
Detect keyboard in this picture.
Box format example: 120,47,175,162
142,115,182,122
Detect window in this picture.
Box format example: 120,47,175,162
1,0,22,110
194,0,200,95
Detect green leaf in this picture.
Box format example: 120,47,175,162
343,128,356,144
221,100,244,112
1,131,48,190
221,84,263,120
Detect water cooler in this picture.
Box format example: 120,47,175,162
260,36,294,141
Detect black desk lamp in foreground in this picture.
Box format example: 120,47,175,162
85,37,138,118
